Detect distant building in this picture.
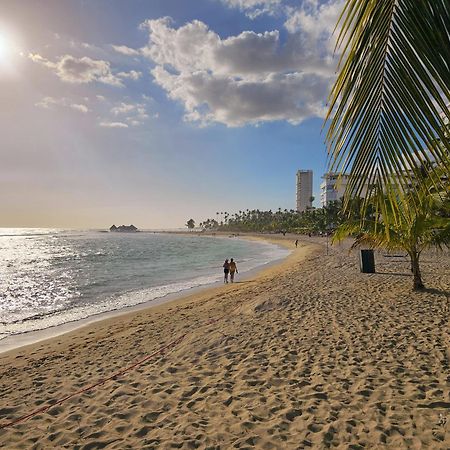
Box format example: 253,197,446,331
320,173,350,207
109,224,138,232
296,170,313,212
321,172,396,206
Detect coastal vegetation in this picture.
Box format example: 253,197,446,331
334,165,450,290
199,203,344,235
186,218,195,230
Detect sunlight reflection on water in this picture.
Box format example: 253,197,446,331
0,229,289,338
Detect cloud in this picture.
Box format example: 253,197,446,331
45,98,151,129
34,96,61,109
218,0,283,18
29,53,124,86
284,0,344,54
35,96,89,113
112,45,141,56
140,13,338,127
111,102,138,116
110,101,150,126
152,67,328,126
117,70,142,80
70,103,89,113
99,121,129,128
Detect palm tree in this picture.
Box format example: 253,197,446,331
186,219,195,230
333,168,450,290
326,1,450,218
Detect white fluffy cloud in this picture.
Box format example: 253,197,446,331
112,45,141,56
29,54,142,86
110,102,149,126
35,96,89,113
111,102,138,116
218,0,283,18
29,53,124,86
70,103,89,113
35,96,62,109
285,0,344,54
140,10,339,127
117,70,142,80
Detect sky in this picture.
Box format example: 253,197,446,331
0,0,344,229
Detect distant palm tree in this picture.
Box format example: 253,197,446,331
186,219,195,230
326,0,450,217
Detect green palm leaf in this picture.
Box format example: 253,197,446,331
326,0,450,214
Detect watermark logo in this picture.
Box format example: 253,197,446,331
437,413,447,427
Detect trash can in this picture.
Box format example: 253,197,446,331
359,249,375,273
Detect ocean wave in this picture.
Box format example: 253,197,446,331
0,273,222,338
0,234,290,340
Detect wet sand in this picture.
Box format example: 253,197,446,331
0,236,449,449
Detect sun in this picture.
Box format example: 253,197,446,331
0,31,22,74
0,33,12,61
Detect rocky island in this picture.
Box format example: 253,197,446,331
109,224,138,232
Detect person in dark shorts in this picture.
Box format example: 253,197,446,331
229,258,238,283
223,259,230,283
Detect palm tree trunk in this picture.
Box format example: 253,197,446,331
410,250,424,290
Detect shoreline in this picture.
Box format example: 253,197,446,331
0,233,303,356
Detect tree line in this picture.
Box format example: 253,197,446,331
197,202,345,235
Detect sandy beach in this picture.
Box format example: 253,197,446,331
1,235,449,449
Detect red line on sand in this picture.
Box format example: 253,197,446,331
0,334,186,430
1,301,241,430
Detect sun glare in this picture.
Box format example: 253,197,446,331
0,34,11,60
0,30,22,73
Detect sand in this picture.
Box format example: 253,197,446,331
0,235,449,449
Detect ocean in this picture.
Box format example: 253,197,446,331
0,229,289,343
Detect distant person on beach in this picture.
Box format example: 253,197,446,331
223,259,230,283
295,239,298,248
229,258,238,283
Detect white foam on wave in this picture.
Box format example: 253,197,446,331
1,273,220,337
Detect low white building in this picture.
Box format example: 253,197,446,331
320,171,410,207
320,173,350,207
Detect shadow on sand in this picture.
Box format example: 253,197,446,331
420,287,450,297
375,271,411,277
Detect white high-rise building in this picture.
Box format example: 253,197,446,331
296,170,313,212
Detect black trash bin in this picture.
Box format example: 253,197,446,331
359,249,375,273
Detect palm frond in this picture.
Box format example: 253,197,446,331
326,0,450,214
333,165,450,254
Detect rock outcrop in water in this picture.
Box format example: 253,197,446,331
109,224,138,232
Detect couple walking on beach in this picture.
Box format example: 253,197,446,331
223,258,238,283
